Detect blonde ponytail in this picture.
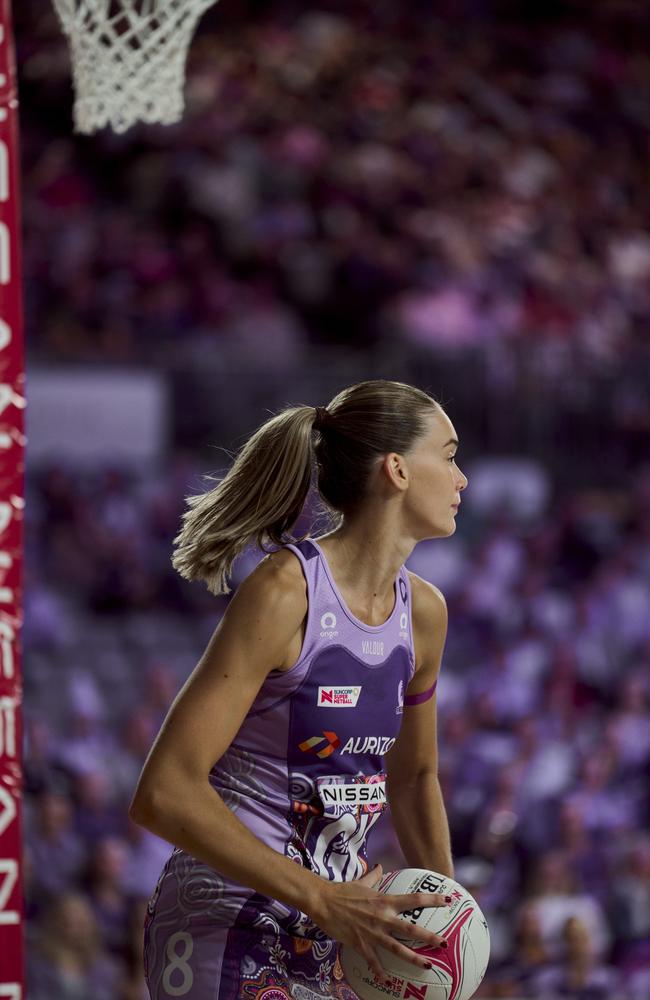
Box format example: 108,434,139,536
172,406,318,595
173,380,440,596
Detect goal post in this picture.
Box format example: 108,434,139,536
0,2,220,994
0,0,25,997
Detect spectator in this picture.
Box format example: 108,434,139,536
610,836,650,964
567,745,640,838
529,916,622,999
27,891,121,1000
26,792,86,903
16,1,650,994
118,897,151,1000
122,818,173,900
492,903,551,997
84,837,132,955
526,851,610,959
73,770,124,845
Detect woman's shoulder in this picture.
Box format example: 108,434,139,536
235,547,308,616
406,571,448,676
406,571,447,629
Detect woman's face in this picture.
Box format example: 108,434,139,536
48,894,98,951
397,408,468,540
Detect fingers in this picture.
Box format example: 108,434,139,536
382,934,444,970
357,863,383,888
358,942,391,987
396,891,452,910
360,933,446,987
384,913,448,950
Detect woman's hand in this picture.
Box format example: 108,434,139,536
307,863,451,986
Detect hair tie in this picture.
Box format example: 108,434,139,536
313,406,330,431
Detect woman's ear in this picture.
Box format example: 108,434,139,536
381,452,409,492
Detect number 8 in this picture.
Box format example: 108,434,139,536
162,931,194,996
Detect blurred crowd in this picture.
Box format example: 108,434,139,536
22,452,650,999
15,0,650,997
16,1,650,380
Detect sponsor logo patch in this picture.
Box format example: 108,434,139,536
298,732,395,757
361,639,384,657
340,735,396,755
298,731,340,758
318,685,361,708
319,779,387,811
320,611,339,639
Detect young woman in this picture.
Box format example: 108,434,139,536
130,379,468,1000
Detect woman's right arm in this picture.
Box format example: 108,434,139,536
129,549,450,984
129,549,321,911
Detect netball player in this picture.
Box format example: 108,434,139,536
130,379,468,998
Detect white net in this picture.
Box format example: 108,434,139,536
51,0,218,134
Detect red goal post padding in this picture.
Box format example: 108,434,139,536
0,0,25,996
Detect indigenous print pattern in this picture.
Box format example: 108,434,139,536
144,538,416,999
291,772,389,881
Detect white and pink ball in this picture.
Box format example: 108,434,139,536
340,868,490,1000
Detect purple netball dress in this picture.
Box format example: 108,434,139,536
144,537,424,1000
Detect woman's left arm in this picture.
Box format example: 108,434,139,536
384,573,453,878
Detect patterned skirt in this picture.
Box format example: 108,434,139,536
144,862,361,1000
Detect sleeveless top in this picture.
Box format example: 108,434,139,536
146,536,416,938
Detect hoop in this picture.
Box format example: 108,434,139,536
51,0,218,134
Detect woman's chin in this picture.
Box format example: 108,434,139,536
418,520,456,541
442,515,458,536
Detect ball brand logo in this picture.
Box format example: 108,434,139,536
298,731,341,758
368,973,405,992
317,685,361,708
320,611,339,639
361,639,384,656
419,873,458,895
417,872,442,894
401,874,464,924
